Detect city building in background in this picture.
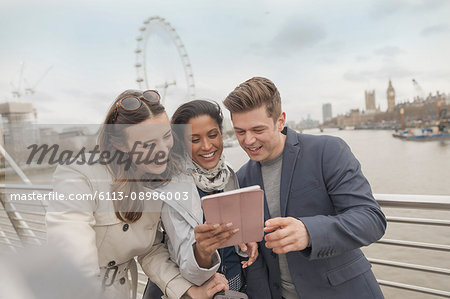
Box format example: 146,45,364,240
365,90,376,112
387,80,396,112
322,103,332,123
0,102,34,129
285,115,320,131
322,77,449,130
0,102,36,154
0,102,37,167
298,114,320,130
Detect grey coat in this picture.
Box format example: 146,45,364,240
159,165,239,286
239,127,386,299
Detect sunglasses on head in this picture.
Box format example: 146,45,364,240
112,90,161,123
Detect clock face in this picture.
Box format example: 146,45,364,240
389,91,395,97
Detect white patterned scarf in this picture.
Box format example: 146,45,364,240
189,154,231,192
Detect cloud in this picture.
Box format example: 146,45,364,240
27,88,115,124
369,0,448,19
374,46,405,57
421,24,449,37
369,0,404,19
317,56,337,64
60,88,89,99
31,91,59,104
270,18,327,55
411,0,448,12
318,40,346,54
426,69,450,79
355,56,370,62
343,65,412,82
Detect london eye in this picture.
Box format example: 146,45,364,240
134,16,196,114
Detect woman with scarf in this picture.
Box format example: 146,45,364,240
162,100,258,292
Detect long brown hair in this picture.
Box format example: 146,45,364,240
97,89,180,223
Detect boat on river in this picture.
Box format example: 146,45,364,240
392,128,450,141
393,118,450,141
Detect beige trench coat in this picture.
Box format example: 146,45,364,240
45,163,193,299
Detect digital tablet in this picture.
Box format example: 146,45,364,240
201,185,264,247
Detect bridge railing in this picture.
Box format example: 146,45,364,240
1,185,449,297
366,194,450,298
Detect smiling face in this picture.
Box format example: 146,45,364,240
186,115,223,170
231,105,286,162
124,113,173,175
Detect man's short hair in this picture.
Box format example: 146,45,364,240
223,77,281,123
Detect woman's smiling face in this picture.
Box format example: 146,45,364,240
186,115,223,170
124,113,173,175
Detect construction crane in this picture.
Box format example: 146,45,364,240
25,66,53,95
10,61,25,99
412,78,425,101
9,62,52,100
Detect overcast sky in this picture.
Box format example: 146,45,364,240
1,0,449,124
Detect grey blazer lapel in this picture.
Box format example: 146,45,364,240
251,160,271,221
280,127,301,217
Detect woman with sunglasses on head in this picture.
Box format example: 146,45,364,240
46,90,228,299
160,100,259,294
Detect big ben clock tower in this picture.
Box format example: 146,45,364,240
387,79,395,112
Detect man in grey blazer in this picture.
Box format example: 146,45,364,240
223,77,386,299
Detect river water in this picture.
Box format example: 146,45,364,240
224,129,450,196
6,128,449,195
